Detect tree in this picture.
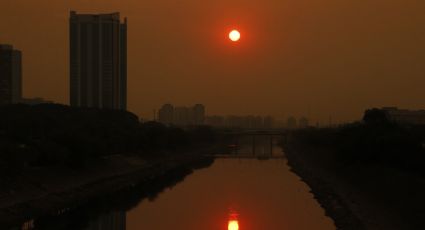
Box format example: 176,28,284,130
363,108,389,125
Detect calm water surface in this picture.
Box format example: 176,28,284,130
20,136,335,230
127,158,335,230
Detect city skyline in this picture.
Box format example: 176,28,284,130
158,103,206,126
1,1,425,124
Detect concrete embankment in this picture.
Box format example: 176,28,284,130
283,144,425,230
0,154,214,229
283,145,365,230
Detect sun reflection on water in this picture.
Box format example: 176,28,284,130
228,210,239,230
228,220,239,230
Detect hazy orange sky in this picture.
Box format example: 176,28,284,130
1,0,425,124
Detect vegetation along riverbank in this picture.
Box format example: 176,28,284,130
0,104,219,228
282,109,425,230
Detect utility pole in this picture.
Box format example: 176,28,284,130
329,116,333,127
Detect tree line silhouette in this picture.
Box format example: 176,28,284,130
0,104,217,172
288,108,425,175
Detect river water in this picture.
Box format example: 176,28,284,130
19,135,335,230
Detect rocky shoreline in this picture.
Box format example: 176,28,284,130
1,154,214,229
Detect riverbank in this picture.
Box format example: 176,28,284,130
0,153,214,229
0,104,226,229
283,135,425,230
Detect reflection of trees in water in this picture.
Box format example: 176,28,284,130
25,158,214,230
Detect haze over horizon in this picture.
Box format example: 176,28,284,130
1,0,425,123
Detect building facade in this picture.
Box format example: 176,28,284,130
70,11,127,110
0,45,22,105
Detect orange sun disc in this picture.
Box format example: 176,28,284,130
229,30,241,42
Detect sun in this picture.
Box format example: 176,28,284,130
229,30,241,42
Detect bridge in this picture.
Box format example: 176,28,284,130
210,154,286,160
209,129,289,159
218,129,288,136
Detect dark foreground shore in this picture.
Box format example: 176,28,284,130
0,154,214,229
283,143,425,230
283,145,365,230
0,104,223,229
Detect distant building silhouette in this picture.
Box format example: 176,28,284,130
193,104,206,125
0,45,22,105
381,107,425,125
286,116,297,129
298,117,309,128
158,104,205,126
250,116,264,129
69,11,127,110
264,116,275,129
158,104,174,125
205,115,225,127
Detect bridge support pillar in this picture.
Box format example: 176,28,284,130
270,136,273,156
252,136,256,156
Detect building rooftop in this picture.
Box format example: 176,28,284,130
70,11,124,22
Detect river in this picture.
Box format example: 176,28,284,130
18,135,335,230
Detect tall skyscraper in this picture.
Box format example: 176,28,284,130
69,11,127,110
0,45,22,105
